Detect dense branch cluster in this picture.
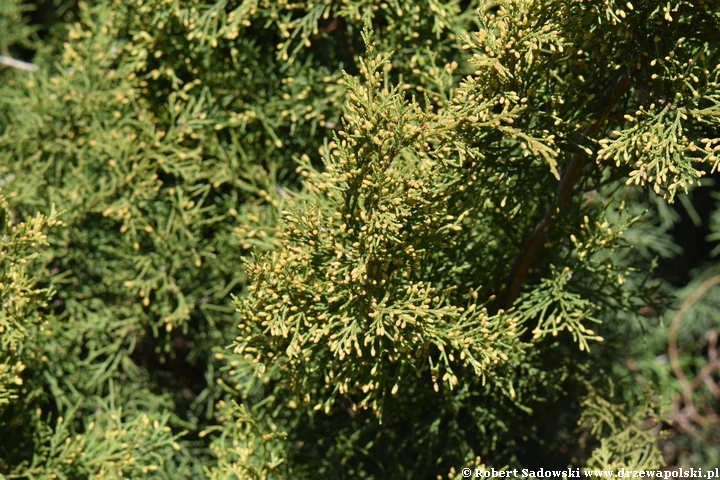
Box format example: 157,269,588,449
1,0,720,477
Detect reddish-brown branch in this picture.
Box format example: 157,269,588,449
667,276,720,440
501,74,631,310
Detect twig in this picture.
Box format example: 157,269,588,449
501,74,631,309
0,55,38,72
667,276,720,440
668,276,720,398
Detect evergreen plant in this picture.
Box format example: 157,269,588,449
1,0,720,477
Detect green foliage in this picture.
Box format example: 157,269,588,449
2,0,720,477
709,192,720,257
0,0,37,55
580,384,667,471
9,397,186,479
233,33,527,416
0,195,60,411
203,401,289,480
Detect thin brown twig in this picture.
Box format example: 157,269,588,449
668,277,720,399
667,276,720,440
501,74,632,309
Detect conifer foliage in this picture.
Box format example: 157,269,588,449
1,0,720,477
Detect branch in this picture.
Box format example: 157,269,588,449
501,74,631,310
667,276,720,440
0,55,37,72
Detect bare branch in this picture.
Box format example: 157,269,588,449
0,55,38,72
501,74,632,309
667,276,720,440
